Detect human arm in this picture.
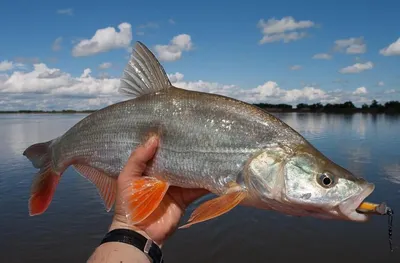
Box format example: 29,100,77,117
87,136,208,262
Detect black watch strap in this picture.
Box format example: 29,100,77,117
100,229,164,263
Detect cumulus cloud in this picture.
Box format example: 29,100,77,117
170,72,330,104
169,73,397,106
0,63,121,97
167,72,184,82
339,61,373,74
257,16,315,44
334,37,366,54
0,61,25,71
37,69,63,79
154,34,193,61
72,23,132,57
312,53,332,60
52,37,63,51
0,61,15,71
99,62,112,69
0,65,397,111
380,37,400,56
57,8,73,16
353,87,367,95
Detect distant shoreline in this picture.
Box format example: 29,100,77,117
1,109,399,114
1,100,400,114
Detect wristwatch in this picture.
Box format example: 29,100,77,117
100,228,164,263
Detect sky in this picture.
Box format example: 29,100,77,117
0,0,399,110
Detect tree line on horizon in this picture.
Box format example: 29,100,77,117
254,99,400,113
1,100,400,114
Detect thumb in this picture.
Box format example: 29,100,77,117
119,136,159,181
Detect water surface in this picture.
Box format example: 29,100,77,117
0,113,399,262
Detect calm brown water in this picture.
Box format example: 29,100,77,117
0,113,399,263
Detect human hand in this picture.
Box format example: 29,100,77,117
109,136,209,246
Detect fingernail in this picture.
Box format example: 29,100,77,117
145,136,157,147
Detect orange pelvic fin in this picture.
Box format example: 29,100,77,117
121,177,169,225
73,164,117,212
179,186,247,229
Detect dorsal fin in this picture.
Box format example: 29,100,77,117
119,41,172,97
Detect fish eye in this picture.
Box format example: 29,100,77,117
318,172,335,188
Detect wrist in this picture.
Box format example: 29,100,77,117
109,219,152,240
100,228,164,263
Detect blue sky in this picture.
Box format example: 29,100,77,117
0,0,399,110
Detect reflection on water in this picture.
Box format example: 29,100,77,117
383,163,400,185
0,113,399,263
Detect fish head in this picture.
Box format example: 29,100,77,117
245,144,375,222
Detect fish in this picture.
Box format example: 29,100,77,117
23,41,379,228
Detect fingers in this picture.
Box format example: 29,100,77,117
120,136,159,179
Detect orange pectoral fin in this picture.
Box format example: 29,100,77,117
179,189,247,229
121,177,169,225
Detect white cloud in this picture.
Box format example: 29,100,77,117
312,53,332,60
52,37,63,51
99,62,112,69
1,66,398,111
378,81,384,86
339,61,373,74
167,72,184,82
353,87,367,95
0,61,24,72
257,16,315,44
259,32,307,44
170,72,329,104
154,34,193,61
168,19,176,24
380,38,400,56
0,61,14,71
334,37,366,54
72,23,132,57
57,8,73,16
258,17,315,34
0,63,120,97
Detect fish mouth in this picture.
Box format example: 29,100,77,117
338,182,375,222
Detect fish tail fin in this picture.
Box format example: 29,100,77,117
23,140,61,216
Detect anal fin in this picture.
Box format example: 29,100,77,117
73,164,117,212
121,177,169,225
179,187,247,229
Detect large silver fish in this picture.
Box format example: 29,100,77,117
24,41,377,228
